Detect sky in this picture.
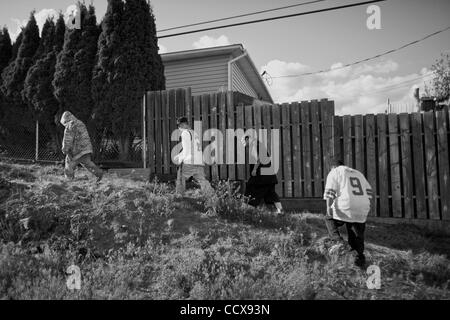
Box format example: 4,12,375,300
1,0,449,115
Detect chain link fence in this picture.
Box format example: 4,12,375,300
0,120,144,168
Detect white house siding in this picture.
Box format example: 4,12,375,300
231,63,258,99
164,55,229,96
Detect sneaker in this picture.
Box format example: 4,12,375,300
96,171,104,183
354,255,366,269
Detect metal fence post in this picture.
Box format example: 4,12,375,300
142,93,147,169
35,120,39,162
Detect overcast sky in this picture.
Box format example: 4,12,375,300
1,0,449,114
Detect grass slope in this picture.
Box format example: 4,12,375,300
0,161,449,299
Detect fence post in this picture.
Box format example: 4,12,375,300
35,120,39,162
142,93,147,169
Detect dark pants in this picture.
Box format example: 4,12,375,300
245,183,280,207
325,216,365,259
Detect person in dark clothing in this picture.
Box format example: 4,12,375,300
241,136,283,214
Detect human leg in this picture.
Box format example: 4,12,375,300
78,154,103,180
64,155,79,179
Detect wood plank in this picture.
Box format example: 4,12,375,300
161,91,170,174
262,103,272,156
291,102,302,197
320,100,333,182
281,103,293,197
227,91,236,180
168,90,176,174
333,116,343,163
202,94,211,180
388,114,402,218
272,104,283,197
423,111,440,220
300,101,312,197
376,113,389,217
354,115,364,173
147,91,155,174
175,88,184,118
365,114,377,217
219,92,227,179
411,113,427,219
437,110,450,220
210,93,219,181
154,91,162,175
310,100,322,197
399,113,414,219
244,105,254,181
342,115,352,168
235,103,245,181
185,87,192,124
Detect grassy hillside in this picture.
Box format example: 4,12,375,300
0,161,449,299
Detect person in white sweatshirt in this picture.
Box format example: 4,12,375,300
173,117,213,195
323,157,373,268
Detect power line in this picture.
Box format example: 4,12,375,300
157,0,387,39
158,0,330,33
366,73,434,95
272,25,450,78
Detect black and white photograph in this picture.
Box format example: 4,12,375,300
0,0,449,309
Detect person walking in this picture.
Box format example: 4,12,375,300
60,111,103,181
174,117,213,195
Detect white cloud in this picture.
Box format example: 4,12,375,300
10,9,59,41
261,59,432,115
192,35,230,49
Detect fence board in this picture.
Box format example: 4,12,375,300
436,110,450,220
185,87,192,122
399,113,414,219
244,105,254,180
301,102,312,197
161,91,170,174
227,91,236,180
311,100,322,197
291,102,302,197
147,92,155,173
411,113,427,219
154,91,162,175
210,93,219,181
423,112,440,220
343,115,352,168
365,114,377,217
272,105,283,197
282,103,293,197
236,103,245,181
354,115,364,173
168,90,176,174
219,92,227,179
321,100,333,179
388,114,402,218
376,113,389,217
202,94,211,180
334,116,343,163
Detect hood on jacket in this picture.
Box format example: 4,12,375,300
60,111,77,127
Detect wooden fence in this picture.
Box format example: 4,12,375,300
334,110,450,221
145,87,450,222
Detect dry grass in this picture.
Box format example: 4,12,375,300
0,161,449,300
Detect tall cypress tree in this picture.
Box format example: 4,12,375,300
0,27,12,73
1,12,40,102
53,3,100,123
10,31,23,62
23,18,57,119
92,0,165,160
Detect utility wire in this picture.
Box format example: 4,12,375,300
271,26,450,78
157,0,387,39
158,0,330,33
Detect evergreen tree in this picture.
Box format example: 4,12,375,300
92,0,165,160
53,3,100,123
23,18,57,119
10,31,23,61
0,27,12,73
1,12,40,102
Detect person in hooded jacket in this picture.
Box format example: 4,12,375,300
60,111,103,181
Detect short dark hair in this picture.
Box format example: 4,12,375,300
331,157,344,167
177,117,188,126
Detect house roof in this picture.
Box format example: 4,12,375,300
161,44,273,103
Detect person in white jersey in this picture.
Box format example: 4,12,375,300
174,117,213,195
323,158,374,267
